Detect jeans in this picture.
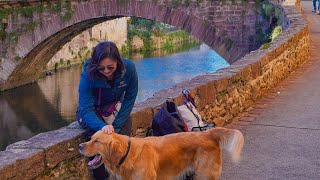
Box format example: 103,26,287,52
313,0,320,10
76,109,132,180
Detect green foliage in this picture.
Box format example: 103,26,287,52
18,7,36,17
258,0,283,26
171,0,180,8
168,0,193,8
0,0,73,43
90,37,99,42
14,56,21,62
196,0,203,6
217,90,228,100
127,16,198,55
161,41,174,50
0,24,5,40
86,50,91,58
0,9,13,20
120,42,130,57
129,19,153,51
78,51,82,60
184,0,191,7
262,3,274,17
229,77,243,85
67,60,71,66
8,32,18,44
59,58,64,65
61,0,73,22
255,22,269,44
255,1,283,46
22,21,38,32
54,62,59,72
130,17,156,31
260,42,273,49
52,0,62,13
270,26,282,41
119,0,126,6
274,8,283,24
153,27,164,37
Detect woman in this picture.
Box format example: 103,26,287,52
76,41,138,179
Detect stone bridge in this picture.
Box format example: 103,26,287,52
0,0,278,91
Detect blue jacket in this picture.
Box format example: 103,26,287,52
78,58,138,133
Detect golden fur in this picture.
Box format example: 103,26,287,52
79,127,244,180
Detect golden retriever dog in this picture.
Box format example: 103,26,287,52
79,127,244,180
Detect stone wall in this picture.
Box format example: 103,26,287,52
0,0,310,179
47,17,129,70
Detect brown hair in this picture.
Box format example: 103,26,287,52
87,41,124,79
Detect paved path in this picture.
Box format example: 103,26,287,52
220,1,320,179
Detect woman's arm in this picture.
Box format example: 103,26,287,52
112,63,138,133
78,73,106,131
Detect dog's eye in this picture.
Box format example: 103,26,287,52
94,140,99,143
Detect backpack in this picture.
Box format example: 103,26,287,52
177,89,215,131
150,98,188,136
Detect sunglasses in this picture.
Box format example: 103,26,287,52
96,65,116,72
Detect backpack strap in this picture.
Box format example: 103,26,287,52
182,89,196,108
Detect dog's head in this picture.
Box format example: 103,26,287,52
79,131,127,169
79,130,115,157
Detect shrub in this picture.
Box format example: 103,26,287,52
54,62,59,72
270,26,282,41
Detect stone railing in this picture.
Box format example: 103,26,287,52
0,0,309,179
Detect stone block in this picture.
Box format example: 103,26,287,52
251,61,261,79
206,80,217,105
259,55,270,68
0,148,45,180
174,95,184,107
67,121,85,130
213,117,226,127
7,128,85,169
134,97,163,120
240,66,252,82
216,77,229,92
0,150,18,179
197,83,208,110
131,107,153,135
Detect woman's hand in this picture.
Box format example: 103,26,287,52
101,125,114,134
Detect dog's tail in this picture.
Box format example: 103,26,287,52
208,127,244,162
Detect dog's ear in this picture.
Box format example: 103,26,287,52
108,138,125,165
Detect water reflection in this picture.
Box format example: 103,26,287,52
38,65,82,121
0,83,68,150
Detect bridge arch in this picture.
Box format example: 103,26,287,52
0,0,261,90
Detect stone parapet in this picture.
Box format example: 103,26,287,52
0,0,309,179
